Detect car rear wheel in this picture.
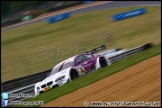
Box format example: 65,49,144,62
99,57,107,68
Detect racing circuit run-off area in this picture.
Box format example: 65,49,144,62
42,55,161,107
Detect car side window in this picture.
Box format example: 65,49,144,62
84,54,94,60
75,55,87,66
75,54,94,66
81,55,87,62
75,56,82,66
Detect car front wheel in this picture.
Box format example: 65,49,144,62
70,70,79,81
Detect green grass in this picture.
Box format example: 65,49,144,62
13,43,161,107
1,6,161,82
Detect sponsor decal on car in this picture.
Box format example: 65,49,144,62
78,65,86,73
44,86,51,91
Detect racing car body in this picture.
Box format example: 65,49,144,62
34,53,109,96
34,44,127,96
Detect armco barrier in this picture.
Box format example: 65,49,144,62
113,8,146,21
1,69,51,92
48,12,70,24
108,43,152,63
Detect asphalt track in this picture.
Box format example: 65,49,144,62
42,55,161,107
2,1,161,32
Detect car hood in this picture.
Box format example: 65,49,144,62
39,68,71,86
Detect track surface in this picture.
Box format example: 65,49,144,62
42,55,161,107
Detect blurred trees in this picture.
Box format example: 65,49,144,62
1,1,80,17
1,1,51,16
1,1,82,27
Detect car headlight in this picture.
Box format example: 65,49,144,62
55,75,65,82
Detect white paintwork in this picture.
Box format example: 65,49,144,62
104,49,127,60
35,67,71,96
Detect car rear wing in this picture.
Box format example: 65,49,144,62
86,45,106,54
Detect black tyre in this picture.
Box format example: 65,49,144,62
99,57,107,68
70,70,79,81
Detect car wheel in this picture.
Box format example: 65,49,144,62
70,70,79,81
99,57,107,68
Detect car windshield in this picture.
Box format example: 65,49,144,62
50,64,62,76
50,61,72,76
60,61,72,71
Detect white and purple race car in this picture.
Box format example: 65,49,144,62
34,45,126,96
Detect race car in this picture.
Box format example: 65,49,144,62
34,45,126,96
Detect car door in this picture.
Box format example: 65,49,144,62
84,54,96,68
80,54,93,72
75,55,91,73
